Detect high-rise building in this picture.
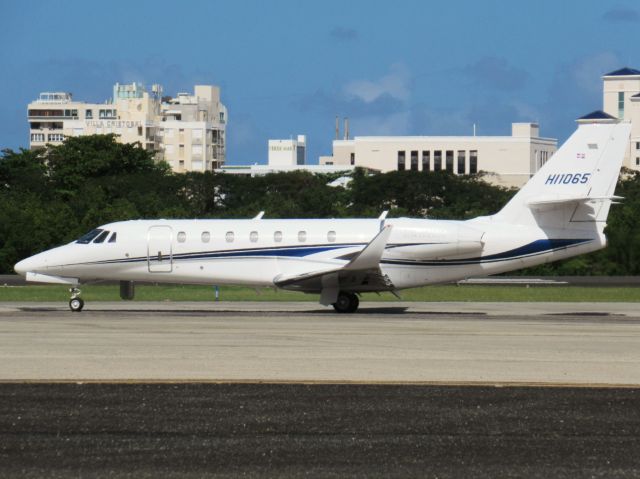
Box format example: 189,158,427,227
27,82,227,172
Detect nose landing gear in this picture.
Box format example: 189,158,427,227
69,287,84,312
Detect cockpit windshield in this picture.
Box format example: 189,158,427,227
93,230,110,244
76,229,104,244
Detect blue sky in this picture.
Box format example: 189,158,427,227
1,0,639,164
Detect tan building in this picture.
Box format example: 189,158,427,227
27,82,227,172
320,123,557,188
602,67,640,170
268,135,306,167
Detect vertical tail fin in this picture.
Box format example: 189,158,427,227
493,121,631,231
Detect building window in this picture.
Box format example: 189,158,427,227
350,153,355,165
434,151,442,171
225,231,234,243
469,150,478,174
30,133,45,142
327,231,336,242
636,142,639,150
201,231,211,243
250,231,258,243
397,151,406,171
422,151,430,171
274,231,283,242
47,133,64,142
410,151,418,171
457,151,466,174
85,109,93,119
298,231,307,242
636,157,640,166
446,151,454,172
177,232,186,243
618,91,625,118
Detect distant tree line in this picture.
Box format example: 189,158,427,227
0,134,638,275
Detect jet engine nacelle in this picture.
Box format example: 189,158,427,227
387,220,484,260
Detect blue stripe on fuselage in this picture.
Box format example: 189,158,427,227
380,238,593,266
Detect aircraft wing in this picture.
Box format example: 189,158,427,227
274,225,394,303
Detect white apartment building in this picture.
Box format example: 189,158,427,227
27,82,227,172
320,123,557,188
268,135,306,166
602,67,640,171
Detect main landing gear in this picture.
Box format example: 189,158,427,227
332,292,359,314
69,287,84,312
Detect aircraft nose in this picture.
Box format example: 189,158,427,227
14,255,45,276
14,258,29,276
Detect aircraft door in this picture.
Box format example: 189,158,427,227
148,226,173,272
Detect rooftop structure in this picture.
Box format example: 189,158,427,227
268,135,306,167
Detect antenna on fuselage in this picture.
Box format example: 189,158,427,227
253,211,265,220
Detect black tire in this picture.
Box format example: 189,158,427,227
332,292,359,313
69,297,84,312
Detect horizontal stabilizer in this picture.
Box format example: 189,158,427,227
527,195,623,207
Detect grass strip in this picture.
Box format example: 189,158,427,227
0,284,639,302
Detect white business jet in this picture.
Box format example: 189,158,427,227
15,121,631,313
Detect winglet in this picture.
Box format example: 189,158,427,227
344,225,393,271
253,211,265,220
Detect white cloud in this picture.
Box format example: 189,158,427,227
351,111,412,136
343,64,411,103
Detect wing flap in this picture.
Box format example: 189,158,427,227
273,225,394,293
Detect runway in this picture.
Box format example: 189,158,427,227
3,301,640,477
1,301,640,385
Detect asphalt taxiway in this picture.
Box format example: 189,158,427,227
1,301,639,385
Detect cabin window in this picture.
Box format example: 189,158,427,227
327,231,336,242
93,230,110,244
108,232,117,243
76,229,103,244
201,231,211,243
225,231,234,242
274,231,283,242
250,231,258,243
177,231,186,243
298,231,307,242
